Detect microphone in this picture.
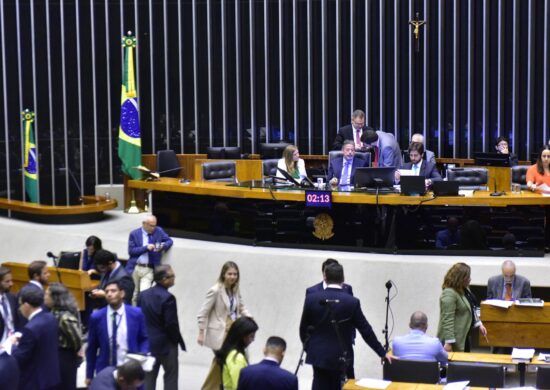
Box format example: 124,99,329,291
46,251,58,259
385,280,393,290
47,251,63,284
319,299,340,306
491,176,504,196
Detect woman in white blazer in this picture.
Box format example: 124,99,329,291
276,145,307,181
197,261,251,351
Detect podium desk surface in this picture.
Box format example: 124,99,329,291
343,380,488,389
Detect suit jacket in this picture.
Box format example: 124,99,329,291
299,287,386,371
0,352,19,390
437,288,472,352
86,304,149,379
99,263,135,306
425,149,436,164
237,359,298,390
305,281,354,296
400,161,442,181
332,125,370,150
127,227,173,273
374,131,402,168
486,274,532,300
89,366,117,390
0,292,21,338
13,310,60,390
197,283,251,350
327,156,366,185
137,284,186,356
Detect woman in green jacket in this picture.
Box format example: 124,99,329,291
437,262,487,352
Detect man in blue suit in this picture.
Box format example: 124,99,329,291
362,129,402,168
0,266,21,344
395,142,442,186
138,265,185,390
0,351,19,389
238,336,298,390
89,250,135,306
127,215,173,304
328,141,366,186
300,263,393,390
12,287,60,390
85,280,149,386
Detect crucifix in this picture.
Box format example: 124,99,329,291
409,12,426,53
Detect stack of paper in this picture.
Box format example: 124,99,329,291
443,381,470,390
515,298,544,307
511,348,535,362
354,378,391,389
483,299,514,309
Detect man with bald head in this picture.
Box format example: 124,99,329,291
410,133,436,164
487,260,532,301
127,214,173,304
392,311,448,363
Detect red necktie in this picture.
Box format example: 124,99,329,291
355,129,361,145
505,284,513,301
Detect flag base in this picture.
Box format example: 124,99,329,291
125,199,142,214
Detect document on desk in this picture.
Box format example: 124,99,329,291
483,299,514,309
512,348,535,362
458,190,475,197
354,378,391,389
538,352,550,362
443,381,469,390
397,169,414,176
514,298,544,307
538,183,550,194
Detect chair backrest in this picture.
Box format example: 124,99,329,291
259,143,290,160
511,165,530,189
382,359,440,384
447,362,505,388
206,146,242,159
202,161,236,182
262,159,279,177
537,364,550,389
328,151,371,169
156,149,181,178
446,167,488,189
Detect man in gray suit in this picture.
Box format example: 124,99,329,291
361,129,402,168
411,133,436,164
487,260,532,301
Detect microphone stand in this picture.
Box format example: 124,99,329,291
383,280,392,352
294,326,314,376
48,253,63,285
325,303,349,385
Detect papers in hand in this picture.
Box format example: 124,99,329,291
483,299,514,309
443,381,470,390
354,378,392,389
511,348,535,362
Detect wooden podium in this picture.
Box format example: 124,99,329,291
480,301,550,348
2,261,99,310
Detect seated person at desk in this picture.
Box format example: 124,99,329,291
487,260,531,300
394,142,441,186
494,136,518,166
392,311,448,364
361,129,402,168
328,140,366,186
276,145,307,181
527,145,550,192
81,235,102,272
411,133,436,164
435,217,460,249
331,109,371,150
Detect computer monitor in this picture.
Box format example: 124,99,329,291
58,251,81,270
474,152,510,167
354,167,396,189
260,143,290,160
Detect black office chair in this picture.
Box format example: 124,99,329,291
511,165,530,190
202,161,236,182
536,365,550,389
262,159,279,177
206,146,242,159
447,362,505,388
446,167,488,190
259,143,290,159
156,149,181,178
382,359,440,384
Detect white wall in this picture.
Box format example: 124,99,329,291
2,211,549,380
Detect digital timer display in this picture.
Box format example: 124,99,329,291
305,190,332,208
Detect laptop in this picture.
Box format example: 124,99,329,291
473,152,510,167
276,168,314,188
400,176,426,196
432,181,460,196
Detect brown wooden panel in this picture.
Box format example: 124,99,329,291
235,160,263,181
481,303,550,323
486,166,512,193
0,196,117,215
480,322,550,348
450,352,515,364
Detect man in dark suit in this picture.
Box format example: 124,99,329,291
487,260,532,300
332,109,372,150
89,249,135,306
395,142,442,186
90,360,145,390
12,287,60,390
0,351,19,389
127,215,173,305
0,266,20,344
300,263,392,390
137,265,185,390
361,129,402,168
328,141,366,186
18,260,50,297
238,336,298,390
85,280,149,386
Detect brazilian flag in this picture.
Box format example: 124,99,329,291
22,110,38,203
118,33,142,180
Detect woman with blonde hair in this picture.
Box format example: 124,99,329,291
437,262,487,352
276,144,307,181
197,261,251,351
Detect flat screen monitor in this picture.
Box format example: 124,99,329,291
260,143,289,160
354,167,395,189
474,152,510,167
58,251,81,270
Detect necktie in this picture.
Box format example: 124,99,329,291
1,296,11,333
413,164,419,176
111,312,118,366
341,160,351,185
373,146,379,168
147,233,154,244
355,129,361,146
505,284,513,301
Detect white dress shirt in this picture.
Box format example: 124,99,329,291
0,293,13,343
137,228,151,265
107,304,128,365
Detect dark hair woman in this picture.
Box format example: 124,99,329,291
81,235,102,272
526,145,550,192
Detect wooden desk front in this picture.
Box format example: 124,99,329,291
480,302,550,348
343,379,486,390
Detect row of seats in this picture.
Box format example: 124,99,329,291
383,358,550,388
